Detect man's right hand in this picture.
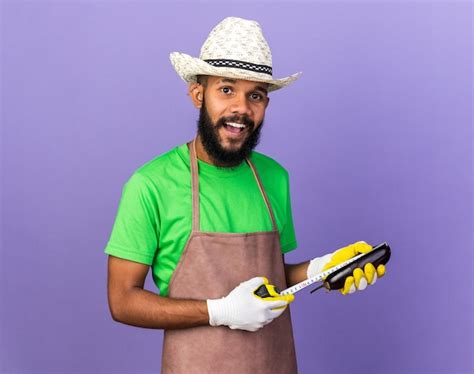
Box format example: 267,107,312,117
207,277,294,332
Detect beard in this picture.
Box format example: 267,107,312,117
197,101,264,168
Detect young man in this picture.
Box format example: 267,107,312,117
105,17,386,373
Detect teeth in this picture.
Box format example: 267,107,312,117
226,122,245,129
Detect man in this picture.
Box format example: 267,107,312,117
105,17,386,373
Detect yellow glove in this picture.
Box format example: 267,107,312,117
307,241,386,295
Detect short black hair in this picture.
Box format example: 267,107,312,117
196,75,209,87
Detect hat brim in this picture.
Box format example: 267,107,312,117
170,52,301,92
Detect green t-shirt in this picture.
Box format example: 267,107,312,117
104,143,298,296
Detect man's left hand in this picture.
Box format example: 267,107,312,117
307,241,386,295
337,260,386,295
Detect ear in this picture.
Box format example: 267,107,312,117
188,83,204,109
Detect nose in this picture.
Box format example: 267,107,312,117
229,93,253,117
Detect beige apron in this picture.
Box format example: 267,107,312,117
161,138,297,374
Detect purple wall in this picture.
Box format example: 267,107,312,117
1,1,472,373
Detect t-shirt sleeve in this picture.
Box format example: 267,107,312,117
280,172,298,254
104,172,159,265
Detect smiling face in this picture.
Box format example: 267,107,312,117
190,76,270,167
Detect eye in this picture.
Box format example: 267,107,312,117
250,92,264,101
220,87,233,95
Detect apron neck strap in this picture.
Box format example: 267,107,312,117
189,137,278,232
189,138,200,232
245,158,278,232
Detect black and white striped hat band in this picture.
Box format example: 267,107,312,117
204,59,273,76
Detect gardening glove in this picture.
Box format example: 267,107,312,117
307,241,386,295
207,276,294,332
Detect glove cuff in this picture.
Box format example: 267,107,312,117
307,253,333,278
207,298,233,327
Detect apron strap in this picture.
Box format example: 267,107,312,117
190,138,201,232
189,138,278,233
245,158,278,232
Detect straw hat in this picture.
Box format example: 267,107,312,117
170,17,302,92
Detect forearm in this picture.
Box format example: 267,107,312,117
110,287,209,330
284,261,310,287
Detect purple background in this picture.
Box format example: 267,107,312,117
1,1,472,373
